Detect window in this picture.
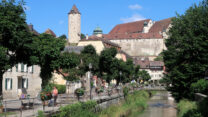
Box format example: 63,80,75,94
22,78,28,89
16,64,18,72
21,63,24,72
5,78,12,90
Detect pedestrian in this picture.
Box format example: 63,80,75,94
52,86,58,106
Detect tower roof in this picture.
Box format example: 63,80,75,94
45,28,56,37
93,26,103,35
69,5,80,14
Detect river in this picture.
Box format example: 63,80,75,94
138,91,177,117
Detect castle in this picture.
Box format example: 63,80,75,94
68,5,172,61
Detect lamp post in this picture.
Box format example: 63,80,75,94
89,63,92,100
119,71,122,85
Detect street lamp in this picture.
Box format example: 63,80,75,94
89,63,92,100
119,71,122,85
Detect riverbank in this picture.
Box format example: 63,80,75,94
177,99,208,117
50,90,151,117
98,90,150,117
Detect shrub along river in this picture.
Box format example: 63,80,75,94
138,91,177,117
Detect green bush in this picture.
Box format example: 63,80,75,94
54,84,66,94
57,101,97,117
99,90,149,117
123,87,130,99
177,100,197,117
191,79,208,95
42,83,66,94
37,110,45,117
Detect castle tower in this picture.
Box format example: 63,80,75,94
68,5,81,44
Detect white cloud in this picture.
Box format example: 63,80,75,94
120,14,145,23
59,20,64,25
128,4,142,10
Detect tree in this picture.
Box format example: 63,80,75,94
59,34,67,40
99,48,117,83
137,70,151,82
162,0,208,101
0,0,35,95
81,33,86,40
32,33,66,87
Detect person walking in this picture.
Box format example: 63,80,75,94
52,86,58,106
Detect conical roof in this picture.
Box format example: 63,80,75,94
45,28,56,37
69,5,80,14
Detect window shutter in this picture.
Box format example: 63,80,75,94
26,79,28,89
11,79,13,89
21,63,24,72
5,78,7,90
22,79,24,88
16,64,18,72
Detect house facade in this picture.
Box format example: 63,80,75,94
134,58,165,85
3,64,41,99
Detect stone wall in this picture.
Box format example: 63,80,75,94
110,38,165,57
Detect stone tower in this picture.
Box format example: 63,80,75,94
68,5,81,44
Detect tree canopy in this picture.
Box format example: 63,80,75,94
162,0,208,101
0,0,35,95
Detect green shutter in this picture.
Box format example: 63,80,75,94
26,79,28,89
11,79,12,89
21,63,24,72
22,79,24,88
16,64,18,72
5,78,7,90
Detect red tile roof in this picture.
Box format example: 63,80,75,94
109,19,151,34
27,24,39,35
149,18,172,33
44,29,56,37
69,5,80,14
103,32,162,40
105,18,172,40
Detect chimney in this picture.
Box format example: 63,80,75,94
86,34,88,40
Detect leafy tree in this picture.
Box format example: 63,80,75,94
81,45,96,55
59,34,67,40
154,53,163,61
99,48,117,83
81,33,86,40
137,70,151,82
162,0,208,101
0,0,35,95
57,52,81,81
32,33,66,87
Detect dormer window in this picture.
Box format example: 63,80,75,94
144,21,148,26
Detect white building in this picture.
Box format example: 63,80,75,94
134,58,165,84
3,64,41,99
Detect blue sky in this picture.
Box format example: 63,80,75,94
24,0,202,37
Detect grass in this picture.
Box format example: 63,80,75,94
98,90,150,117
0,112,16,116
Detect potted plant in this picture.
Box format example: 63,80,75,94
75,88,85,101
96,86,104,94
0,96,3,113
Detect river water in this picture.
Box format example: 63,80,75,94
138,91,177,117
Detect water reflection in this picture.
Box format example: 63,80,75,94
138,91,177,117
